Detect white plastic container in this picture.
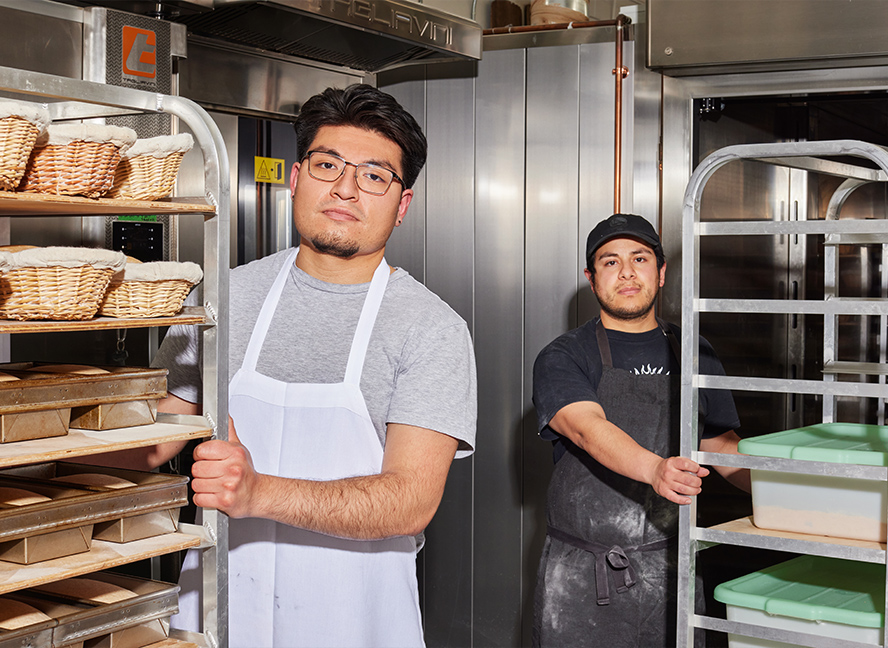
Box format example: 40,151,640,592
713,555,884,648
738,422,888,541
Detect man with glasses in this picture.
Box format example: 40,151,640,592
129,84,478,647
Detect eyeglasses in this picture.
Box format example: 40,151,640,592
303,150,405,196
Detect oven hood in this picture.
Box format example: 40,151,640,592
72,0,483,73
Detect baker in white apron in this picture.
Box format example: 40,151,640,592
173,247,424,648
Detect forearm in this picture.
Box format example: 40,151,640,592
248,471,432,540
550,401,707,504
193,421,459,540
551,403,663,485
700,430,751,493
79,441,186,471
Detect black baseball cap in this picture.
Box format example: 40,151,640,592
585,213,664,269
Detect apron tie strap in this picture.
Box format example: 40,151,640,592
547,525,673,606
605,545,636,595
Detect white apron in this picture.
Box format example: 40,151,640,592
173,248,424,648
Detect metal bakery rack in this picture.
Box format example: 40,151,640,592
0,65,229,648
678,140,888,648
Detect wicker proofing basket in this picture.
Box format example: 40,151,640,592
20,140,124,198
0,247,126,321
108,150,186,201
98,260,202,318
18,124,137,198
107,133,193,201
99,278,194,318
0,116,43,192
0,265,117,320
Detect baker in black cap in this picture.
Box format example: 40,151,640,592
530,214,749,648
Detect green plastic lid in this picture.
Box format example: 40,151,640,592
737,422,888,466
713,555,885,628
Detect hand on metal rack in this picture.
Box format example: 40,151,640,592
650,455,710,506
190,417,259,518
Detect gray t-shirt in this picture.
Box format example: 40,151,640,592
153,248,477,457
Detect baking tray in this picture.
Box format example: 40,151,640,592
0,363,166,438
12,572,178,648
93,509,179,544
0,595,57,648
0,364,167,414
0,408,71,444
0,524,93,566
88,618,168,648
0,463,188,548
69,399,158,431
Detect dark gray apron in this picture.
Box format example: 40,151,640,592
533,319,702,648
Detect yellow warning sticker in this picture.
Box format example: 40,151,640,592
255,156,285,184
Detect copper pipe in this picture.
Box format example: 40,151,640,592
484,15,631,214
613,14,629,213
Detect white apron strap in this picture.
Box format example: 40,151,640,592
343,258,389,386
242,247,299,372
241,247,389,385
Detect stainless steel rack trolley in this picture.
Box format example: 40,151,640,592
678,140,888,648
0,65,229,648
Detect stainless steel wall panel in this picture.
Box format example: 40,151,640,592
577,39,626,324
525,45,581,349
0,3,81,79
648,0,888,74
418,64,477,648
522,44,581,645
179,39,363,120
628,40,662,244
10,217,84,248
379,69,429,283
425,62,476,321
473,47,526,647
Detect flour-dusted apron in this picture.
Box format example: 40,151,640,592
173,248,424,648
533,319,703,648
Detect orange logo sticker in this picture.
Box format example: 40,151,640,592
122,25,156,80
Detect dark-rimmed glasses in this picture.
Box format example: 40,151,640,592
303,150,404,196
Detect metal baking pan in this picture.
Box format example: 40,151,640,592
0,363,166,439
90,618,168,648
0,524,93,565
69,399,158,431
0,463,188,545
0,625,54,648
0,364,167,413
0,595,57,648
12,572,178,648
0,408,70,444
92,509,179,544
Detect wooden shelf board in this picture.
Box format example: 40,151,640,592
168,629,207,648
0,306,207,333
0,532,200,595
147,640,200,648
0,192,213,216
709,515,886,551
0,413,213,468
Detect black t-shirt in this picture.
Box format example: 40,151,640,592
532,318,740,461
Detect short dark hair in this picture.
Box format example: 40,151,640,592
294,84,427,189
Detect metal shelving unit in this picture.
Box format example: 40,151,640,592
677,140,888,648
0,65,230,648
